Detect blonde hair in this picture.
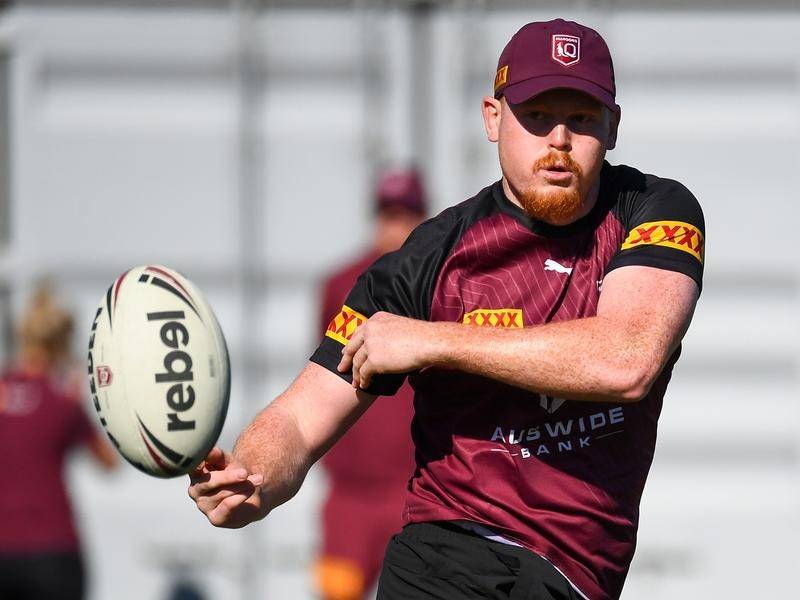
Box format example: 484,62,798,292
17,284,74,361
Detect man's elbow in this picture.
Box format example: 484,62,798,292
607,364,657,403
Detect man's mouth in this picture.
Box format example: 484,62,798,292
539,165,574,182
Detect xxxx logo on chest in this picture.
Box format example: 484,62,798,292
463,308,523,328
621,220,704,263
325,305,367,346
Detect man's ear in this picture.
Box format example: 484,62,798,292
482,96,502,142
607,108,620,150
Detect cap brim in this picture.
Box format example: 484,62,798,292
501,75,620,115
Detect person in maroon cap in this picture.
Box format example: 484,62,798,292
188,19,704,600
314,168,426,600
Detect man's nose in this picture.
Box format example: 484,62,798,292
548,123,571,152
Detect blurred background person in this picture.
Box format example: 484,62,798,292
314,168,428,600
0,285,118,600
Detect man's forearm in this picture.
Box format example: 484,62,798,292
429,315,658,403
232,401,312,514
343,266,697,402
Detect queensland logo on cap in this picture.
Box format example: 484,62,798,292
552,34,580,67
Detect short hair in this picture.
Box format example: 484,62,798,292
17,284,74,358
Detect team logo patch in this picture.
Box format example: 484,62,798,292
96,366,113,387
494,65,508,93
325,305,368,346
621,220,704,263
540,394,567,414
463,308,523,328
552,34,580,67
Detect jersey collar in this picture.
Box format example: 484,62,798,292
492,161,614,238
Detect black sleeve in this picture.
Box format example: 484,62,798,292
309,209,459,395
606,177,705,290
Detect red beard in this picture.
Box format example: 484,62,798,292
518,151,584,225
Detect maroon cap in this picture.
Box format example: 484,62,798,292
493,19,619,114
375,168,427,216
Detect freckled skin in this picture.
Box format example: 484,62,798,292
339,266,697,403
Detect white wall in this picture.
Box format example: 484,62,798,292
3,4,798,600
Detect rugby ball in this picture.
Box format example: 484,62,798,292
87,265,230,478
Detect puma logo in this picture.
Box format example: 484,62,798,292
544,259,573,275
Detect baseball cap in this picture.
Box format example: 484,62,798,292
374,168,427,216
493,19,619,115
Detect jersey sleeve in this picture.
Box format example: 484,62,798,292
318,276,340,339
310,213,456,396
606,177,705,290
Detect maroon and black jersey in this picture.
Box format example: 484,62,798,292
311,162,704,600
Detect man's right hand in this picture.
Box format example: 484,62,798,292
188,446,267,528
186,364,377,529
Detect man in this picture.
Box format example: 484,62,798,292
315,169,425,600
188,19,704,600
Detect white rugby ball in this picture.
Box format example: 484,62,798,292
87,265,230,478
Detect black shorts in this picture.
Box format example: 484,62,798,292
0,552,85,600
377,522,582,600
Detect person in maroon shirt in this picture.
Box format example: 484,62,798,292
188,19,703,600
315,168,426,600
0,287,117,600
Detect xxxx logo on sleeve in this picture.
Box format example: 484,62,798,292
621,221,704,263
463,308,523,328
325,305,368,346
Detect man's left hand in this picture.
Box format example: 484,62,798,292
337,311,443,389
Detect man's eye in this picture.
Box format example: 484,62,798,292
572,113,596,124
526,111,547,120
